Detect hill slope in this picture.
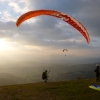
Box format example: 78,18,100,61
0,78,100,100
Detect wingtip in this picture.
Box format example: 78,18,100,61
16,23,19,27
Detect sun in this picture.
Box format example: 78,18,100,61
0,39,9,50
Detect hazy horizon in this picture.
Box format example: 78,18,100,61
0,60,97,86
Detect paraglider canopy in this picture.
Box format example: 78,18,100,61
16,9,90,44
63,49,68,52
89,84,100,91
63,49,68,56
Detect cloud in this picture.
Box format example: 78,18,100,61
0,0,100,62
8,2,22,13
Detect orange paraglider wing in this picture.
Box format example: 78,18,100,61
16,9,90,43
63,49,68,52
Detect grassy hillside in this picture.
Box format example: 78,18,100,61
0,78,100,100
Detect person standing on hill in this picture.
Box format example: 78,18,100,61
94,64,100,81
42,70,50,83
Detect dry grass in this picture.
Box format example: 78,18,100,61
0,78,100,100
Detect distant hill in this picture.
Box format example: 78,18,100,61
0,61,99,85
0,73,23,86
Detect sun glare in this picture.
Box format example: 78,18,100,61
0,39,9,50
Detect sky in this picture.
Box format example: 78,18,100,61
0,0,100,64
